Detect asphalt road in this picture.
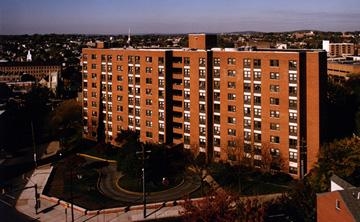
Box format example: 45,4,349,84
98,164,201,204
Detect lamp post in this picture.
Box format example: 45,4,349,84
136,143,151,219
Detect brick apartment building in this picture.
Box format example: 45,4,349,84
0,62,62,82
81,34,327,178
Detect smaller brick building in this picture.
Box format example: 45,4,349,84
317,175,360,222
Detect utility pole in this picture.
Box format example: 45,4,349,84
136,143,151,219
31,121,37,168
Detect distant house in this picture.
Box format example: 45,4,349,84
317,175,360,222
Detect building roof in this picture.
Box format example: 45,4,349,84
331,174,355,190
339,187,360,221
0,62,61,67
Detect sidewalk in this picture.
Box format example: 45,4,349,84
15,164,185,221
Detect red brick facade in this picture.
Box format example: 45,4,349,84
81,34,327,178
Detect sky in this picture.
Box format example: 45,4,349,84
1,0,359,35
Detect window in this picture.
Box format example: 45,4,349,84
159,79,165,87
244,83,251,92
91,101,97,107
244,95,251,104
199,115,206,125
254,84,261,93
254,133,261,142
289,112,297,122
244,71,251,79
254,71,261,80
146,67,152,73
289,60,297,70
146,131,153,138
146,120,152,127
244,132,251,140
199,92,206,101
228,81,236,89
253,59,261,68
228,93,236,100
254,108,261,117
270,136,280,143
91,54,97,59
146,78,152,84
289,125,297,135
116,55,123,61
243,58,251,68
289,73,297,82
146,110,152,116
227,70,236,77
270,59,279,67
184,57,190,65
228,105,236,112
117,95,123,101
145,56,152,63
270,148,280,157
270,123,280,131
289,167,298,174
228,128,236,136
289,86,297,96
289,139,297,148
199,69,206,78
270,110,280,118
335,199,341,210
227,58,236,65
214,80,220,90
270,85,280,92
254,121,261,130
289,152,298,161
244,107,251,116
270,72,280,80
244,119,251,128
91,64,96,69
254,96,261,105
228,140,237,147
289,99,297,109
199,104,206,112
270,97,280,105
117,75,123,81
199,58,206,66
228,117,236,124
146,99,152,106
146,88,152,95
213,69,220,78
199,81,206,90
213,58,220,66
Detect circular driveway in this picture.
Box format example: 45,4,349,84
97,163,201,204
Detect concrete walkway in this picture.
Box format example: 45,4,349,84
15,164,187,221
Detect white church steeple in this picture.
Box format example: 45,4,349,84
26,50,32,62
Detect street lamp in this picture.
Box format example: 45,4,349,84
136,143,151,219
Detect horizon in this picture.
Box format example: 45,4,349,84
1,0,360,35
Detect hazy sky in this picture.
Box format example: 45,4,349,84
1,0,359,34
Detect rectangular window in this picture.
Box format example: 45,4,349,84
254,121,261,130
244,71,251,79
227,58,236,65
289,86,297,96
270,72,280,80
269,110,280,118
289,125,298,135
270,59,279,67
243,58,251,68
146,78,152,84
213,69,220,78
91,64,96,69
289,60,297,70
289,99,297,109
270,123,280,131
270,97,280,105
270,85,280,92
254,96,261,105
199,58,206,66
244,119,251,128
254,108,261,117
145,56,152,63
253,59,261,68
146,131,153,138
228,105,236,112
227,81,236,89
213,58,220,66
227,70,236,77
270,136,280,143
289,152,298,161
254,84,261,93
244,107,251,116
146,110,152,116
228,128,236,136
289,73,297,82
146,67,152,73
228,93,236,100
244,83,251,92
199,69,206,78
289,139,297,148
228,117,236,124
244,95,251,104
146,120,152,127
116,55,123,61
254,71,261,80
146,99,152,106
184,57,190,65
289,112,297,122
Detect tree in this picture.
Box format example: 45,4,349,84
308,136,360,192
181,191,273,222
